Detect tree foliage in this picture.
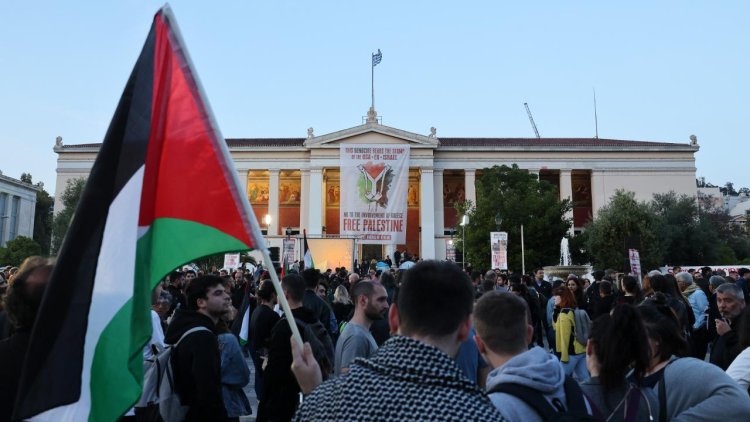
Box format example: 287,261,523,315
454,165,572,272
51,178,87,254
0,236,42,267
579,191,661,271
580,190,750,271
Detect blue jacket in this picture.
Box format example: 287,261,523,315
217,332,251,417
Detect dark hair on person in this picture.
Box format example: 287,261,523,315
649,274,671,295
2,260,53,330
589,304,650,391
256,280,276,302
185,269,196,276
521,274,533,287
599,280,613,295
509,281,528,297
471,270,482,281
551,279,564,290
301,268,320,289
737,306,750,351
637,293,688,361
592,270,605,281
186,275,225,310
474,291,529,355
397,260,474,337
351,281,376,307
168,271,183,284
281,273,306,303
380,271,396,289
481,278,495,293
553,286,577,309
622,275,642,302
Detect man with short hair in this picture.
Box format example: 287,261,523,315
592,280,614,319
474,291,588,421
584,270,605,317
710,283,746,370
263,273,333,421
292,261,505,421
737,268,750,302
533,268,552,299
166,270,186,314
677,271,709,359
301,269,338,341
334,281,388,375
163,275,229,421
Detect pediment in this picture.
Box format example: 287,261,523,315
304,123,439,148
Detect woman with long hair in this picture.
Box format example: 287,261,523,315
581,304,656,421
331,285,354,324
635,295,750,420
553,286,589,381
566,276,586,312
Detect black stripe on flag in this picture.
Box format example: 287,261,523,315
13,23,156,419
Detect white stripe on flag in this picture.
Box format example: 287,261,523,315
239,306,250,344
30,166,145,421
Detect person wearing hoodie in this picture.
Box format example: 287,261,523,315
474,291,591,421
163,275,229,422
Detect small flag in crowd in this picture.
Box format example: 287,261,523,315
303,229,315,269
372,48,382,67
13,6,266,421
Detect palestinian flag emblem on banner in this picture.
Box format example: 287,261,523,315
13,7,265,421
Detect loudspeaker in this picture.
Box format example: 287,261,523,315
269,246,281,265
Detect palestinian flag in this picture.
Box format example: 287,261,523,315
13,7,265,421
303,229,315,269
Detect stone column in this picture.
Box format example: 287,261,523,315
300,169,310,231
433,169,444,236
590,170,605,215
559,169,574,234
236,169,249,199
308,167,323,235
268,169,280,236
464,169,476,207
420,168,436,259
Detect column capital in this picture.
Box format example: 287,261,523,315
433,168,444,175
464,169,476,175
309,167,323,174
559,168,573,174
420,167,434,175
268,168,280,174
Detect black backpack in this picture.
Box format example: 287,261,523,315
487,376,593,422
283,316,335,379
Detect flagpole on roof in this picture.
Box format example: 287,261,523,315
371,49,382,111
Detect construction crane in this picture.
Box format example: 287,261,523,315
524,102,540,139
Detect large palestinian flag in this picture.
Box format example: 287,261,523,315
13,7,265,421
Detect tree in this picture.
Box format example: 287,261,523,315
51,178,87,254
20,172,33,184
455,165,572,272
0,236,42,267
651,192,722,265
581,190,661,271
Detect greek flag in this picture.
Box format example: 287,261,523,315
372,49,382,67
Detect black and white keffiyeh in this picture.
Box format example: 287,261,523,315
293,335,505,421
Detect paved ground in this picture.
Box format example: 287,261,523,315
239,355,258,422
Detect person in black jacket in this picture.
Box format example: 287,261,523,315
164,275,229,422
260,274,332,422
301,269,338,341
710,282,746,370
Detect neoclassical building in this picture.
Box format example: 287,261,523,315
53,113,699,261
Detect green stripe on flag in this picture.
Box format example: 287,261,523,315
89,218,250,421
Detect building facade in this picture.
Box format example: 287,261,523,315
0,172,38,247
53,117,699,260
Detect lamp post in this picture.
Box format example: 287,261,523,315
460,214,469,270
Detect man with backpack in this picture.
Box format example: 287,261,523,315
473,291,592,421
261,273,334,422
162,275,229,422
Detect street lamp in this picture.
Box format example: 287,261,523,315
460,214,469,270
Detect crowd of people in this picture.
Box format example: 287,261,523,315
3,257,750,421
